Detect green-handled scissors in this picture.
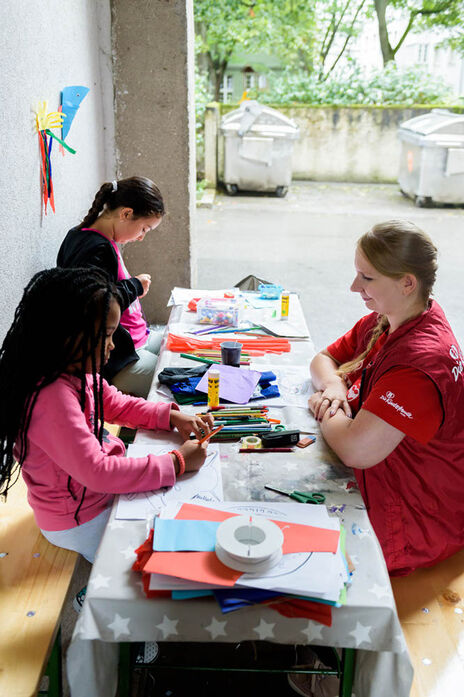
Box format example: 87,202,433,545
264,485,326,505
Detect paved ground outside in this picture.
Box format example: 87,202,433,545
196,182,464,350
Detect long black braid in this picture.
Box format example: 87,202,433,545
0,267,121,501
78,176,165,230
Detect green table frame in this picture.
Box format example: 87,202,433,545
118,642,356,697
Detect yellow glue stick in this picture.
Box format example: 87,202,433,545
281,291,289,320
208,369,220,409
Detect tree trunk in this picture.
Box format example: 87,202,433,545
374,0,395,65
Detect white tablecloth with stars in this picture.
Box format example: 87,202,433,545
67,294,413,697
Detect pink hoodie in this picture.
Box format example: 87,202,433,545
20,374,178,531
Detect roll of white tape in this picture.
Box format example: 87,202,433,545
241,436,262,449
215,515,283,574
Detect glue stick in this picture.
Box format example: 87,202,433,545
207,368,220,409
280,291,289,320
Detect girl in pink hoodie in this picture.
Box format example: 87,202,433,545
0,267,212,562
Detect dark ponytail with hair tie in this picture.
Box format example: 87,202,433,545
78,176,165,230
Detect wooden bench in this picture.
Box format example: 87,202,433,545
391,549,464,697
0,475,78,697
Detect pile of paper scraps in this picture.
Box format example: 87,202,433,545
133,501,353,626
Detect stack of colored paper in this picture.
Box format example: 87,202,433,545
133,501,352,625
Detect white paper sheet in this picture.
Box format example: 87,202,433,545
115,444,223,520
249,363,316,409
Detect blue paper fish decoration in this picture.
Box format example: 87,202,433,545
61,86,89,140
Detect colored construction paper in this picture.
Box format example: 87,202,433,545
61,86,89,139
153,519,220,552
172,590,214,599
175,503,340,554
143,551,241,587
196,364,261,404
214,588,281,613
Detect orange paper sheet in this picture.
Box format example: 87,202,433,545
175,503,340,554
144,551,241,586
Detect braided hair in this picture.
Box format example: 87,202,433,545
0,267,122,499
79,176,165,229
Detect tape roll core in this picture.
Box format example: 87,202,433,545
215,515,283,574
241,436,262,449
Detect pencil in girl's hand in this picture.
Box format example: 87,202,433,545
198,424,224,444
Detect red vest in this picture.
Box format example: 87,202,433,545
351,301,464,575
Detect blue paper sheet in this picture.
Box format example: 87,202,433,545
153,518,220,552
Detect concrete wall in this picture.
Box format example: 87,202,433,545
112,0,196,324
286,106,429,183
0,0,114,342
211,105,434,185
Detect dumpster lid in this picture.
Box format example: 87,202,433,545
221,100,299,138
399,109,464,137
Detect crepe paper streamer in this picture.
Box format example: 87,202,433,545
167,333,291,355
34,100,65,132
45,129,76,154
61,86,89,140
33,100,76,214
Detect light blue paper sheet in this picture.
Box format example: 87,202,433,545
153,518,220,552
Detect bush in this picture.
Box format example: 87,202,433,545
251,63,459,106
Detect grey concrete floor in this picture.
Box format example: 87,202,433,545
196,182,464,350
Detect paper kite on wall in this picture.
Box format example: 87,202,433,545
33,86,89,214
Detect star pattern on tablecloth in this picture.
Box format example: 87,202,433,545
89,574,111,590
349,621,372,647
120,545,136,560
205,617,227,640
395,633,408,653
368,583,391,600
253,619,275,640
108,613,131,639
300,621,324,643
156,615,179,639
108,519,125,530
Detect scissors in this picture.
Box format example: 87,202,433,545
264,485,326,505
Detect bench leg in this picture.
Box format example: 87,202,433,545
339,648,356,697
41,627,62,697
118,642,132,697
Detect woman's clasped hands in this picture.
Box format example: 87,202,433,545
308,378,352,422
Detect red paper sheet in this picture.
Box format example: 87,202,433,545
144,551,242,587
175,503,340,554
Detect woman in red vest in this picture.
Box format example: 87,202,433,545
309,220,464,576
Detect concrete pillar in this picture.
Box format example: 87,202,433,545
204,103,220,188
111,0,196,323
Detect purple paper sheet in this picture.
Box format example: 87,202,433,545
196,364,261,404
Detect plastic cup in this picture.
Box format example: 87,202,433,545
220,341,243,367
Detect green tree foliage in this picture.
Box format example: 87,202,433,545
195,0,267,100
256,62,456,105
373,0,464,64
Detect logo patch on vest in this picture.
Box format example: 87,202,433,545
450,344,464,382
380,391,412,419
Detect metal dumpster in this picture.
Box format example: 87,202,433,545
220,100,299,196
398,109,464,206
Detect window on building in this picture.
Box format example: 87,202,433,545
258,74,267,89
448,49,456,67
